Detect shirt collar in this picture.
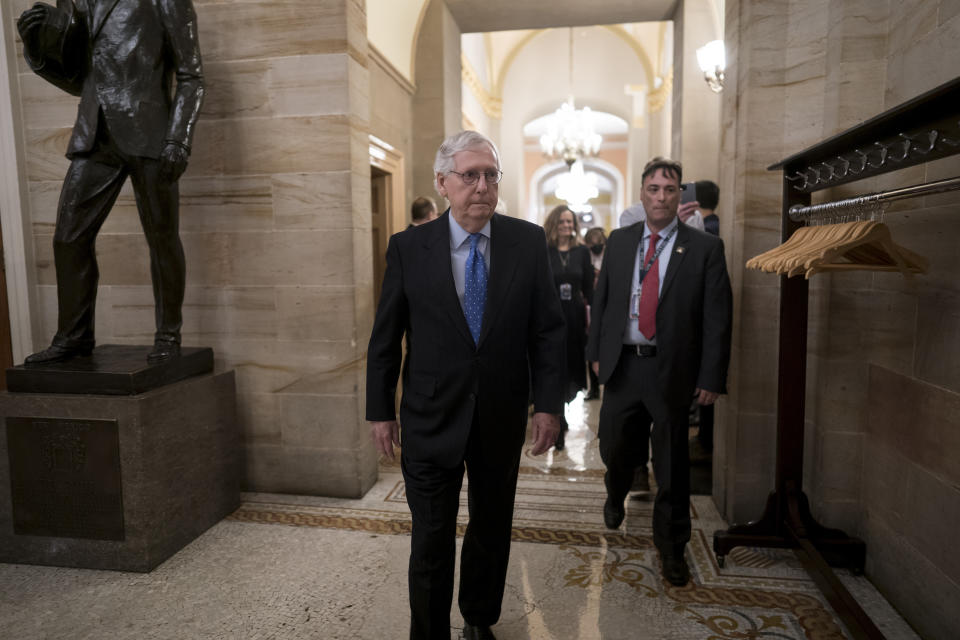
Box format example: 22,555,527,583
449,213,492,248
643,216,679,240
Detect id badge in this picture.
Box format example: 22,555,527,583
559,283,573,301
629,289,640,319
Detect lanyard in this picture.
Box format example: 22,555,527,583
636,225,677,286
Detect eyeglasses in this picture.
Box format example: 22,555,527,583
447,169,503,185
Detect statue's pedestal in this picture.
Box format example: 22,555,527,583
1,346,239,572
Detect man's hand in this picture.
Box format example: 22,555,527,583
695,388,719,405
370,420,400,461
17,4,50,40
591,361,599,375
159,142,189,182
529,412,561,456
678,201,700,223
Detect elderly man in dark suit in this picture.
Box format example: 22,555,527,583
366,131,565,640
17,0,204,364
587,157,732,587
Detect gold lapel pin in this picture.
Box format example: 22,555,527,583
676,247,686,254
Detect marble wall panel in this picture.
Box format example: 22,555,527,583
902,463,960,583
272,172,353,229
237,392,283,445
280,394,360,450
828,1,890,64
18,74,78,129
23,126,72,182
276,286,356,342
220,116,353,176
734,412,777,486
810,359,870,432
863,515,960,640
813,431,863,502
943,0,960,25
915,292,960,391
195,2,350,62
270,55,352,117
867,365,960,486
860,439,908,533
201,59,273,120
822,289,917,375
244,443,375,498
178,176,275,232
884,8,960,105
181,229,354,287
208,338,361,396
104,286,280,342
886,0,938,57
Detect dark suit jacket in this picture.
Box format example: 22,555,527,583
366,211,566,467
586,221,732,409
22,0,204,159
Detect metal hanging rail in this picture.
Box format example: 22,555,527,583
788,175,960,221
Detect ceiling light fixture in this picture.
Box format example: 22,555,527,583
696,40,726,93
539,29,603,167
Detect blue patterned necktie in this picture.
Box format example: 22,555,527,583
464,233,487,345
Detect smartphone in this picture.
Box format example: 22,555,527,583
680,182,698,204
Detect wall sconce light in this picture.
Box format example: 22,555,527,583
696,40,726,93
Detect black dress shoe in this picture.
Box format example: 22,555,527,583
463,623,496,639
147,340,181,364
660,551,690,587
603,496,625,529
23,343,93,366
554,429,565,451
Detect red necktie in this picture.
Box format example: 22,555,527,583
637,232,659,339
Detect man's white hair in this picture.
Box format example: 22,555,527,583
433,130,501,192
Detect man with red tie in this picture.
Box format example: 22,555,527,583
586,157,732,587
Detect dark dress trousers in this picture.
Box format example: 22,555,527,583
366,211,565,639
21,0,204,348
586,221,731,551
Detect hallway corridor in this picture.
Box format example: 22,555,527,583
0,395,918,639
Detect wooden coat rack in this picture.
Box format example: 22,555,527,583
713,75,960,640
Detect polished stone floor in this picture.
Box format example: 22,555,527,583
0,393,920,639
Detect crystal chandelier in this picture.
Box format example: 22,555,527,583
554,160,599,213
539,29,602,167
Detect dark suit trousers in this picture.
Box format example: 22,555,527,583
598,350,691,552
52,112,185,348
401,408,521,639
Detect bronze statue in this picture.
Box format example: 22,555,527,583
17,0,204,364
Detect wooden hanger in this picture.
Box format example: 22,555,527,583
747,220,927,279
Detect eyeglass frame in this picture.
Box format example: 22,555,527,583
446,169,504,185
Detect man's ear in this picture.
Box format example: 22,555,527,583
436,173,447,198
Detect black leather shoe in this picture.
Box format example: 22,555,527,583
147,340,181,364
603,496,625,529
660,550,690,587
463,623,496,639
23,343,93,366
554,429,565,451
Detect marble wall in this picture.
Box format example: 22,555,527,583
12,0,377,498
720,1,960,637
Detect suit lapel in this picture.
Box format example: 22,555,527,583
477,214,519,347
660,222,690,299
614,223,644,314
426,212,475,347
92,0,121,39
